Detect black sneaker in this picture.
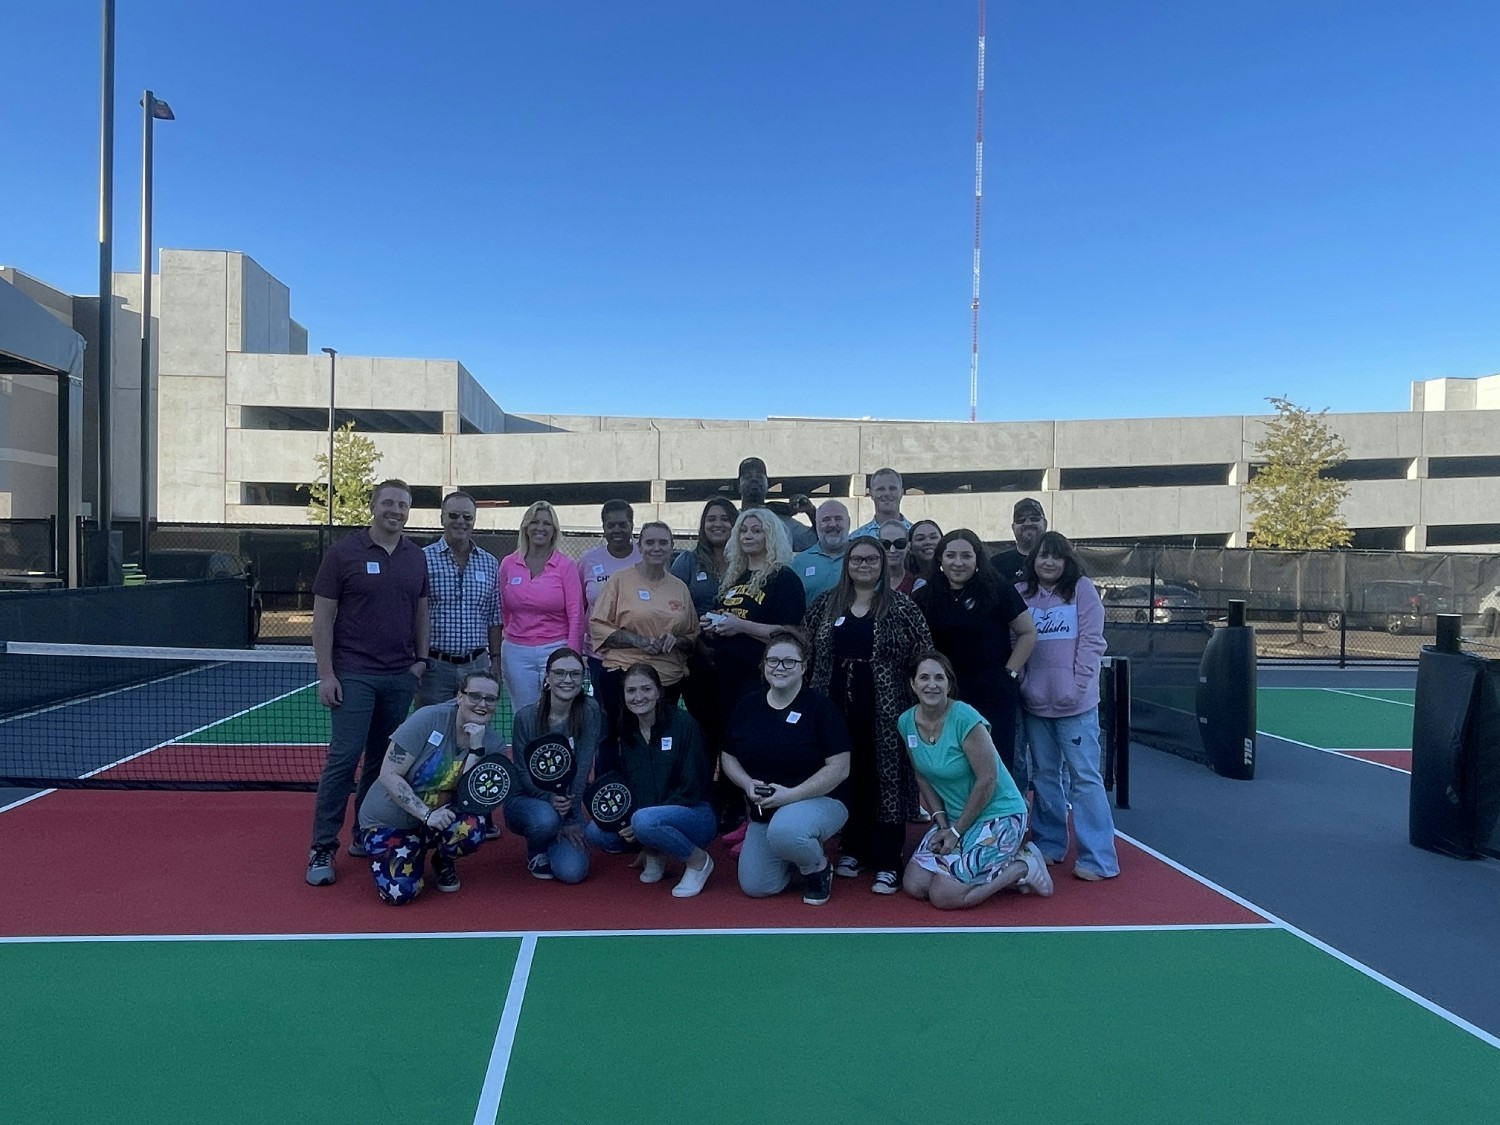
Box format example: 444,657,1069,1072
305,845,336,886
433,855,460,893
803,862,834,906
528,854,555,881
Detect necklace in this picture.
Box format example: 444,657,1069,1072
915,704,947,744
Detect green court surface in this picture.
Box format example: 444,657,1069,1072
177,683,519,746
1257,686,1415,749
6,927,1498,1123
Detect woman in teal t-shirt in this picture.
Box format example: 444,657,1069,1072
897,651,1054,909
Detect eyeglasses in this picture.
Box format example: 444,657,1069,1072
462,691,499,705
549,668,584,681
765,657,803,671
445,512,475,522
879,538,909,551
847,556,883,567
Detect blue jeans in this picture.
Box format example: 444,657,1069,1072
310,672,416,849
1024,708,1119,877
503,796,590,883
585,802,716,860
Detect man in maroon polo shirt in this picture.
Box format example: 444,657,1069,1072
305,479,431,886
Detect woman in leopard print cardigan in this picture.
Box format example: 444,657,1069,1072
803,535,933,895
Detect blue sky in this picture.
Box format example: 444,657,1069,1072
4,1,1499,423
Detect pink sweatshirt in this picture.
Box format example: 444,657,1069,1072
499,550,584,651
1016,576,1107,718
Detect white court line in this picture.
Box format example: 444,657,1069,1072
0,922,1274,945
472,933,535,1125
1324,688,1416,708
1257,730,1412,775
1116,831,1500,1052
0,680,320,801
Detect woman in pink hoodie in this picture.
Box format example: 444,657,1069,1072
1017,532,1119,881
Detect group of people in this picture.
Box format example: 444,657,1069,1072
303,465,1120,911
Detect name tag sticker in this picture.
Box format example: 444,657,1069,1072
366,561,381,575
805,566,817,577
786,711,802,724
638,589,651,600
510,575,522,585
834,616,846,626
427,730,443,746
592,564,605,578
661,736,673,751
907,733,919,749
696,571,708,581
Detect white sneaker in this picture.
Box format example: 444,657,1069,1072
871,870,900,895
1016,842,1054,897
834,855,862,879
639,853,667,884
672,854,714,898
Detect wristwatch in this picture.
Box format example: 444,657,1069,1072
1005,667,1019,680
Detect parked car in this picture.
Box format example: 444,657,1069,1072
147,549,262,643
1101,581,1208,625
1478,585,1500,638
1332,580,1452,636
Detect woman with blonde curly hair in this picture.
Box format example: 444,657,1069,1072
700,507,806,720
498,500,584,715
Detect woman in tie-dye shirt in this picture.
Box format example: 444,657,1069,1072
356,671,498,904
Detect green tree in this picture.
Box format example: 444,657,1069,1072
1246,397,1353,549
304,421,382,525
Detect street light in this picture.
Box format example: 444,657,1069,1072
321,347,337,527
139,90,174,570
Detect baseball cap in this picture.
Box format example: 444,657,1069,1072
738,457,768,476
1013,498,1045,520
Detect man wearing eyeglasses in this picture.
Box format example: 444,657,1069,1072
418,491,503,709
850,467,911,540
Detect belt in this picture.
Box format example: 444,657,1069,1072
429,647,489,664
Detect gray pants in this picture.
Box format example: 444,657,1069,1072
415,654,492,709
310,672,416,849
737,797,848,897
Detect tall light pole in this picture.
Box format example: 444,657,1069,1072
321,347,337,527
139,90,174,570
97,0,116,536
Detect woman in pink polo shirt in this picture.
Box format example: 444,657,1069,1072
500,501,585,715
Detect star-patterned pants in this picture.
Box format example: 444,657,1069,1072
359,815,484,906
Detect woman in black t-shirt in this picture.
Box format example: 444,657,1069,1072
700,508,807,714
720,629,851,906
914,529,1037,776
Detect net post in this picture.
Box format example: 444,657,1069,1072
1435,614,1462,654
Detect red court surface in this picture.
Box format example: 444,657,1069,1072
1339,749,1413,772
2,790,1258,937
102,744,322,784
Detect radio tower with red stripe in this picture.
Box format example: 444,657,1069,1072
968,0,986,422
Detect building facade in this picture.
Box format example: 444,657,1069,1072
6,249,1500,552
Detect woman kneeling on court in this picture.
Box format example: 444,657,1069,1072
720,629,852,905
586,663,717,897
355,670,496,905
898,652,1052,909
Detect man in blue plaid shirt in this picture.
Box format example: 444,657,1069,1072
418,491,503,708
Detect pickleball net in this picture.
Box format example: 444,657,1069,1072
1,642,330,790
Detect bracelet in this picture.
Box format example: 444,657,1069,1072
945,826,961,841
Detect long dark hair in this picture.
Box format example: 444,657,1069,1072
826,535,892,622
914,528,1001,613
692,497,737,581
907,519,942,579
621,662,673,740
535,646,589,743
1022,530,1084,601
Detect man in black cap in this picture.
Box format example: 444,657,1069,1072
992,497,1047,584
736,457,816,552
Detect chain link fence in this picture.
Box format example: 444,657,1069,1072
12,520,1500,659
